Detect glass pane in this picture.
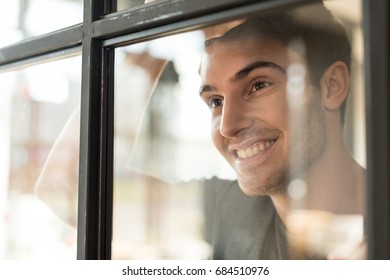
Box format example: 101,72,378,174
0,0,83,48
113,0,366,259
0,55,81,259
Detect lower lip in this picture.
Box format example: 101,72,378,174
235,141,277,170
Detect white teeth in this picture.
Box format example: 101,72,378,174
237,150,247,159
237,140,275,159
246,147,254,157
259,143,265,152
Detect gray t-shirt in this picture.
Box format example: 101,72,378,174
203,177,289,259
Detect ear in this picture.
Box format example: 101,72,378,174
320,61,350,111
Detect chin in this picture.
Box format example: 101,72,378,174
238,181,271,197
237,176,287,197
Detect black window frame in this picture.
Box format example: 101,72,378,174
0,0,388,260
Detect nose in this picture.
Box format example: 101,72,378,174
219,99,253,138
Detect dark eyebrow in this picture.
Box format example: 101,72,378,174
199,85,215,96
199,60,285,96
233,61,286,81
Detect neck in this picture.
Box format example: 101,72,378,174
304,139,365,215
270,125,365,225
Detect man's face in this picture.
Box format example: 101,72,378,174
200,36,327,196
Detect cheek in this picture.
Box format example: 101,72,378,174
210,116,224,152
253,97,289,131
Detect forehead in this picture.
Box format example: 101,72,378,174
201,36,292,79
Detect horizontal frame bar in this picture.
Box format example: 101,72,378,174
0,0,315,67
94,0,316,45
0,24,83,66
0,46,81,73
93,0,258,39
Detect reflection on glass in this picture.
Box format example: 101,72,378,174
0,0,83,47
0,56,81,259
113,32,232,259
113,0,366,260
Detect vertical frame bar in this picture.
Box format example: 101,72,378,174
100,47,115,259
77,0,114,259
363,0,390,259
105,0,117,14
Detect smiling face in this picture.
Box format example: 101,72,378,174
200,36,327,196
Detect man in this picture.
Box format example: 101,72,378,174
199,3,365,259
35,2,365,260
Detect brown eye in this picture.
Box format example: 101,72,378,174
254,82,265,90
208,97,223,110
252,81,268,92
